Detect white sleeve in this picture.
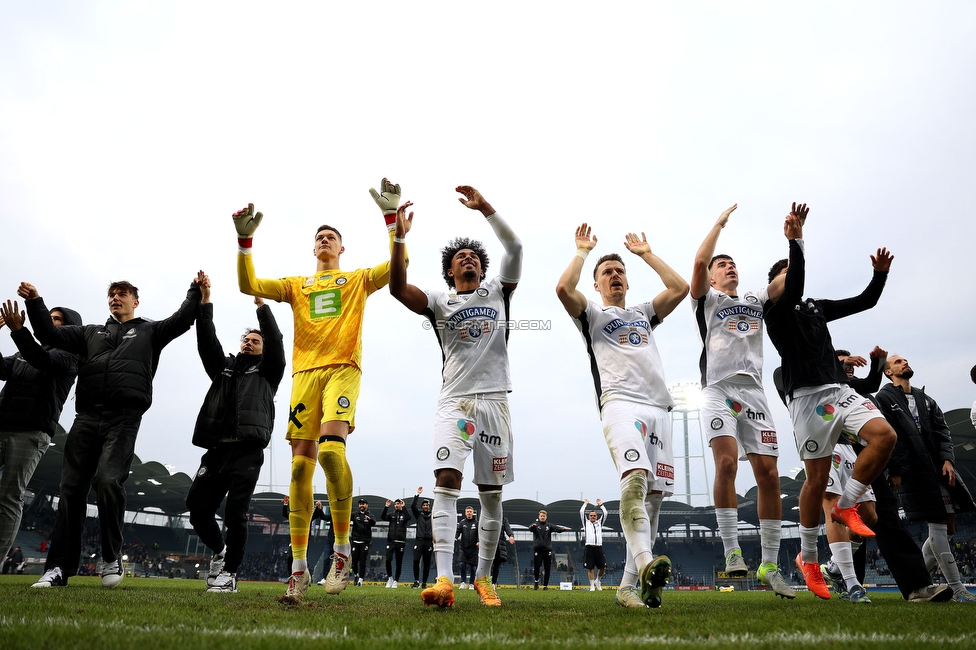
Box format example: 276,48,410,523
485,212,522,284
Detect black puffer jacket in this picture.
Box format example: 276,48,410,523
27,285,200,413
877,383,975,521
411,494,432,540
0,307,81,435
382,505,411,543
192,302,285,449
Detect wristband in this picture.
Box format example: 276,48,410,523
238,237,253,249
393,237,406,244
575,249,589,261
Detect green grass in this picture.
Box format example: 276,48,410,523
1,576,974,650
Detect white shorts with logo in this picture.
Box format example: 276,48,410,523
600,400,674,497
701,376,779,459
787,384,884,460
432,393,513,487
825,443,875,503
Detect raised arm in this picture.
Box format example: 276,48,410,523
367,178,409,291
556,223,597,318
195,273,226,380
389,202,427,314
18,284,87,355
256,296,286,390
457,186,522,290
151,275,203,349
1,300,77,376
821,248,892,322
849,346,887,395
624,232,689,321
233,203,290,302
691,204,736,300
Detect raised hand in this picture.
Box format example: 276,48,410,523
369,178,401,219
870,247,894,272
574,223,598,252
716,204,737,228
232,203,263,239
456,185,492,214
624,232,651,256
869,345,888,360
254,296,265,307
790,202,809,222
194,270,211,303
395,201,414,238
0,300,25,331
17,282,38,300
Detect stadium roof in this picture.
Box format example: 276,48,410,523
26,407,976,528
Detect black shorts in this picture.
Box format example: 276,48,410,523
583,545,606,570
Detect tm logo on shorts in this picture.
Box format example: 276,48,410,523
310,289,342,319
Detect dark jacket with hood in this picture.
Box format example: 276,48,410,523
26,284,200,414
0,306,81,435
192,302,285,449
876,383,975,521
411,494,432,541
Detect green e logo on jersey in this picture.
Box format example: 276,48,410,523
310,289,342,318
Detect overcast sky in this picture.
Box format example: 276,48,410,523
2,2,975,513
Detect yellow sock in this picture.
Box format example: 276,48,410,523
289,455,317,560
318,440,353,546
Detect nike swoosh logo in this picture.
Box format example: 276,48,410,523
336,410,348,415
665,481,674,486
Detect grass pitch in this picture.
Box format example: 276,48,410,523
2,576,974,650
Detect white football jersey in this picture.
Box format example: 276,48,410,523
573,300,674,411
692,286,768,387
425,276,513,399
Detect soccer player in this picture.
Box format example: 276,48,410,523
556,222,688,609
876,356,976,603
0,300,79,567
580,499,608,591
690,204,794,599
388,185,522,608
185,278,285,594
763,203,896,599
24,276,201,588
234,178,405,604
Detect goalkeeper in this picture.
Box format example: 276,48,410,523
234,179,408,604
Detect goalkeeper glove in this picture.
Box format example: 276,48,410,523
368,178,401,231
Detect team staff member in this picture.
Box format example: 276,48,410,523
580,499,608,591
25,275,201,588
186,281,285,594
382,498,411,588
455,505,479,590
529,510,571,590
411,488,433,589
0,300,79,566
490,517,515,586
350,498,377,586
234,178,407,603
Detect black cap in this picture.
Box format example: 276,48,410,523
358,498,368,504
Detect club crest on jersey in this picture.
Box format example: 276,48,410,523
197,466,207,477
710,417,723,430
456,419,475,441
335,277,348,286
476,288,489,297
309,289,342,319
619,328,648,347
337,396,350,409
634,420,647,440
745,295,759,304
436,446,450,461
727,317,759,333
804,440,819,453
624,449,640,462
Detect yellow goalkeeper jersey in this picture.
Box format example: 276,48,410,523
238,251,391,374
